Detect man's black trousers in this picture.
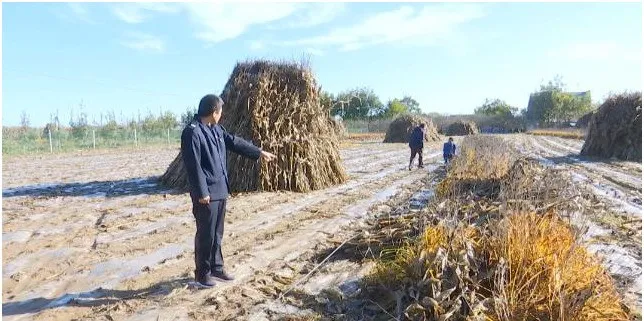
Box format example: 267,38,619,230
192,199,227,277
410,147,423,166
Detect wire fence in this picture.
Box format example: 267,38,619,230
3,118,396,156
2,127,183,155
343,118,393,133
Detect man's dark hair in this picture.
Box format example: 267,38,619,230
197,94,223,117
419,123,425,128
448,137,453,141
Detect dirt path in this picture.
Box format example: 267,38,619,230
2,140,449,320
512,135,641,214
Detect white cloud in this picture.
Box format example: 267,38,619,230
121,33,165,53
548,42,640,62
67,3,94,24
282,4,484,51
183,3,299,44
107,3,343,45
281,3,346,28
111,3,180,24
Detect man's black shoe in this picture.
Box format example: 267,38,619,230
195,273,216,288
212,270,235,281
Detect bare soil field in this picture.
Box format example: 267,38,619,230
2,134,641,320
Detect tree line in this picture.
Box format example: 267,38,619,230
15,75,597,137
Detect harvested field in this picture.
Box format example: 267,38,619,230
2,136,451,320
528,128,586,140
2,134,640,320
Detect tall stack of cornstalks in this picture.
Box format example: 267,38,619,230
160,59,347,193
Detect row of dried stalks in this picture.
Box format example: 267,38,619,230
359,135,629,320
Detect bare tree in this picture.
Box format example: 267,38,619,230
20,110,30,129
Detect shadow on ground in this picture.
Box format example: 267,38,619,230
2,177,184,198
2,277,193,316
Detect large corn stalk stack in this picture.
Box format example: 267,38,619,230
383,114,440,143
159,154,189,190
581,92,641,161
575,111,594,128
443,120,479,136
160,60,347,193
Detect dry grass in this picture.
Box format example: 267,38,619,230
361,135,629,320
528,129,586,140
489,211,627,321
436,136,515,198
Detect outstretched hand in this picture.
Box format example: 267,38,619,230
260,150,277,162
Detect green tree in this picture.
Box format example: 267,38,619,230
332,87,384,119
540,74,565,92
181,107,198,126
526,76,591,126
400,96,421,114
385,99,408,117
474,98,518,117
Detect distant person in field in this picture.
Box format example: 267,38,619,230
181,94,277,288
443,137,456,164
408,123,426,170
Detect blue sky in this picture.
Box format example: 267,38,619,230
2,2,642,126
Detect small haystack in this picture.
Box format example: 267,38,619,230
383,114,439,143
581,92,641,161
160,60,347,193
443,120,478,136
576,111,594,128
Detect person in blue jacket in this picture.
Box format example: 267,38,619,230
181,94,276,288
443,137,456,164
408,123,426,170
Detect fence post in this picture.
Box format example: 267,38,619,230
167,128,170,145
134,128,138,147
92,130,96,149
48,128,53,153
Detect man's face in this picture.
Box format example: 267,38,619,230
212,106,223,124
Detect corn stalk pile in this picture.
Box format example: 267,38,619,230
581,91,642,161
345,136,629,320
442,120,479,136
383,114,440,143
160,60,348,193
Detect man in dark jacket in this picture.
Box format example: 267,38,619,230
443,137,456,164
408,123,426,171
181,94,276,288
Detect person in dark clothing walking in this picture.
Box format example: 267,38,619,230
408,123,426,171
443,137,456,164
181,94,276,288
